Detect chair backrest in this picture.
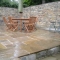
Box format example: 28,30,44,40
3,17,8,25
8,16,13,23
8,16,18,23
29,17,37,24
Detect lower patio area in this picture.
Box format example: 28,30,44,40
0,25,60,60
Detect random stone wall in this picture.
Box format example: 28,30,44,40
23,1,60,29
0,7,21,26
0,1,60,29
0,7,20,20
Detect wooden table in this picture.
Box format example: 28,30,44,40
12,18,30,31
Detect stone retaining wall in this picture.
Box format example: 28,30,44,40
0,1,60,29
18,46,60,60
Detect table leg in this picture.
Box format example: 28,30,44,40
20,20,22,31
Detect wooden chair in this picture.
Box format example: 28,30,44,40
3,17,13,31
30,17,37,29
24,17,37,32
8,17,18,31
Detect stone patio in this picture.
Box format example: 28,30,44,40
0,25,60,60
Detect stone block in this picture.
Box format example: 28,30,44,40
36,51,46,59
20,54,36,60
47,47,60,56
11,58,20,60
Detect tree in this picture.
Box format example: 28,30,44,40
23,0,42,6
23,0,59,7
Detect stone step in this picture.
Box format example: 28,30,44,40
52,54,60,60
39,57,57,60
19,54,36,60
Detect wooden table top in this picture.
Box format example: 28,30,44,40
12,18,30,20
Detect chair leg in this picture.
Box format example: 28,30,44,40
25,25,30,32
12,26,18,31
6,25,12,31
25,25,34,33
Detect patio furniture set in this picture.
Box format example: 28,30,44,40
3,16,37,32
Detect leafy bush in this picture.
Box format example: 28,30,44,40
0,0,18,8
1,2,11,7
11,4,18,8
